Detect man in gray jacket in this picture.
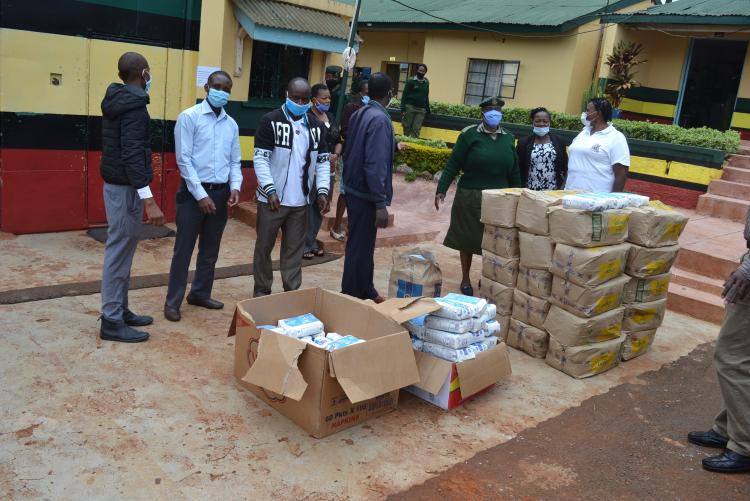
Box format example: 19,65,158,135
688,208,750,473
252,78,330,296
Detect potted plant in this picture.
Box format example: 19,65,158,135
605,41,646,119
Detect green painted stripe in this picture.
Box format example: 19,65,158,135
600,78,678,105
75,0,201,21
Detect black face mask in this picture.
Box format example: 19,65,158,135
326,79,339,90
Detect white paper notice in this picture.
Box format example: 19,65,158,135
196,66,221,86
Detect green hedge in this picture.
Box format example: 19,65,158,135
395,142,451,174
390,98,740,153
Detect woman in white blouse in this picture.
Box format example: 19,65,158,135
565,98,630,192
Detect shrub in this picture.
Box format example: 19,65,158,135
395,142,452,174
395,134,447,149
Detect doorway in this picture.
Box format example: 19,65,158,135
384,62,419,98
678,39,747,131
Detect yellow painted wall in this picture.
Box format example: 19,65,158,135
566,19,609,114
356,31,426,72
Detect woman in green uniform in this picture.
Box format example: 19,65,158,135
435,96,522,296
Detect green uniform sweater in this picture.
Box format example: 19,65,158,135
400,78,430,112
437,124,522,194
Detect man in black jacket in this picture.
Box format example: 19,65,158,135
99,52,164,343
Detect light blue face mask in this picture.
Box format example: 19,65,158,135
315,102,331,113
483,110,503,128
286,96,311,117
533,126,550,137
143,70,152,94
361,95,370,105
207,88,230,108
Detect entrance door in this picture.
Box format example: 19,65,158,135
86,36,168,225
384,62,418,98
678,39,747,131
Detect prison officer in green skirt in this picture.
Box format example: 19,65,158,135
435,96,521,296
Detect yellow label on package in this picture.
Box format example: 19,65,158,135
502,188,525,194
648,200,675,211
590,352,616,372
594,293,620,314
664,222,685,239
608,215,629,234
630,335,652,354
644,260,668,275
597,260,622,281
596,324,621,342
649,278,670,295
631,309,657,325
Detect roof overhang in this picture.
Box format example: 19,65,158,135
602,14,750,26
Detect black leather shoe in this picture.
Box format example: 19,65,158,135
100,318,149,343
460,283,474,297
186,294,224,310
164,305,181,322
702,450,750,473
123,309,154,327
688,429,729,449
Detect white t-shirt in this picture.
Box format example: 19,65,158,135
281,117,310,207
565,125,630,193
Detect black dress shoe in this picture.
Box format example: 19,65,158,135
122,309,154,327
702,450,750,473
460,283,474,297
164,305,181,322
186,294,224,309
100,318,149,343
688,429,729,449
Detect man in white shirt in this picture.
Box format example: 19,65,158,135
164,70,242,321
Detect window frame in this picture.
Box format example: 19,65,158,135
463,58,520,105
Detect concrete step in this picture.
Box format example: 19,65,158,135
696,193,750,222
674,247,738,282
727,154,750,169
667,282,725,325
738,142,750,156
707,179,750,200
722,166,750,183
670,267,724,296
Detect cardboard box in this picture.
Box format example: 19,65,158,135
627,202,688,248
546,334,626,379
519,232,555,271
516,265,553,299
515,189,572,235
620,329,657,361
550,274,630,318
551,243,630,288
482,251,519,287
480,188,524,228
478,276,515,316
512,289,550,330
549,207,630,247
543,305,624,346
622,298,667,331
482,225,520,258
623,273,671,304
626,243,679,278
228,289,438,438
507,318,549,358
404,343,512,410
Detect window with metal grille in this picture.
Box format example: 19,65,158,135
464,59,520,105
249,41,311,101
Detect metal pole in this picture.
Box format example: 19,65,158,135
335,0,362,122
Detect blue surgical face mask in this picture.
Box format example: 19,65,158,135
207,88,230,108
361,95,370,105
315,102,330,113
533,126,550,137
286,96,311,117
143,70,152,94
483,110,502,128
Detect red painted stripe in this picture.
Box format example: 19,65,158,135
625,178,702,209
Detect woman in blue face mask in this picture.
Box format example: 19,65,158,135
516,107,569,190
304,83,343,259
434,96,522,297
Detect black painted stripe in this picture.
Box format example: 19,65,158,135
628,171,708,192
735,98,750,114
1,0,200,51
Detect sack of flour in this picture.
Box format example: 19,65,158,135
543,305,624,346
551,243,630,288
550,274,629,318
388,248,443,298
516,189,573,235
482,251,520,287
622,299,667,332
546,334,625,379
424,315,483,334
519,232,555,271
278,313,325,338
484,318,502,337
620,329,657,361
433,294,487,320
410,336,424,351
423,327,486,349
507,318,549,358
422,341,477,363
516,266,553,299
479,276,515,316
480,188,524,227
512,289,551,330
482,224,520,258
623,273,671,304
626,244,679,278
404,314,427,339
549,207,630,247
627,201,688,248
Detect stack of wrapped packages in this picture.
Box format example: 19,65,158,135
477,188,524,341
258,313,366,351
405,293,502,362
543,192,649,378
620,200,688,360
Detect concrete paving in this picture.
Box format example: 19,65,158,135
0,242,724,500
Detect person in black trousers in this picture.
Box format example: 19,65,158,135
516,107,568,190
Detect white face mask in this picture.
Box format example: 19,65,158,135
581,112,591,128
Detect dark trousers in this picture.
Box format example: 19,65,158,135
341,195,379,300
165,185,229,309
253,203,308,296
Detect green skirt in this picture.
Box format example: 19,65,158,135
443,187,483,255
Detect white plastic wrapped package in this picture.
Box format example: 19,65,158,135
433,293,487,319
410,336,424,351
476,303,498,323
612,192,649,207
326,332,344,341
327,335,365,351
484,319,501,337
404,314,427,339
304,334,332,349
423,327,486,349
562,193,626,211
422,342,477,363
424,314,484,334
278,313,325,338
481,336,499,348
257,324,289,336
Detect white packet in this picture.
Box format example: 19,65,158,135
327,335,365,351
423,327,486,349
411,336,424,351
326,332,344,341
304,334,332,349
404,314,427,339
422,341,477,362
278,313,325,338
433,294,487,320
424,315,483,334
484,319,501,337
476,303,498,323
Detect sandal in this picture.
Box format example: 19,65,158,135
329,228,346,242
303,251,315,260
315,249,325,257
